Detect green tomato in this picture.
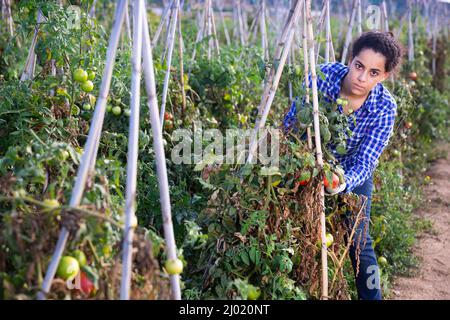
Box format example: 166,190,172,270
87,70,96,81
112,106,122,116
82,103,92,111
325,233,334,248
81,80,94,93
106,104,112,113
73,250,87,267
124,109,131,117
56,256,80,280
378,256,388,267
73,68,88,83
247,285,261,300
164,258,183,275
58,150,70,161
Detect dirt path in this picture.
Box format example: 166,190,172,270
391,143,450,300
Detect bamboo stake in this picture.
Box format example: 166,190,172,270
141,4,182,300
236,0,246,45
159,0,180,127
408,1,414,62
209,0,220,56
261,0,269,60
431,5,438,76
188,0,208,76
302,0,312,150
161,3,175,63
257,0,301,111
206,0,213,60
37,0,128,300
152,0,175,47
177,6,187,117
120,0,144,300
305,0,328,300
325,0,331,63
340,0,357,64
217,1,231,46
357,0,362,35
247,0,303,164
20,10,45,82
381,0,389,32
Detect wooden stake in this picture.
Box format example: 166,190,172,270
341,0,357,64
247,0,303,164
306,0,328,300
303,0,313,150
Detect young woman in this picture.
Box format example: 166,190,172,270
283,31,403,300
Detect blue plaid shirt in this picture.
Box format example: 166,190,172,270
283,62,397,193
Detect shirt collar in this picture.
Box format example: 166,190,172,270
327,63,381,114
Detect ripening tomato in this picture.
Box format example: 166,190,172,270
164,112,173,121
80,271,95,296
409,72,417,81
323,173,340,189
299,171,311,186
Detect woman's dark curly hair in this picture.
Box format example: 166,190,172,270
350,31,404,73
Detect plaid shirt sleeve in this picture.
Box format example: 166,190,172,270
344,106,396,192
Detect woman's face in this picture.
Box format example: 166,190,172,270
345,48,390,96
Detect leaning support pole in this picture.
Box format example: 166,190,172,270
159,0,180,128
408,1,414,62
306,0,328,300
120,0,144,300
247,0,302,164
141,4,182,300
325,0,331,64
37,0,127,300
152,0,175,47
341,0,357,64
20,10,45,82
177,6,187,117
357,0,362,35
302,0,313,150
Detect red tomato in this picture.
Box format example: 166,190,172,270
80,271,95,296
324,173,340,189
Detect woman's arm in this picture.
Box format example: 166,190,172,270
344,107,396,192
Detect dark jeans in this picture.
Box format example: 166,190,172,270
345,176,382,300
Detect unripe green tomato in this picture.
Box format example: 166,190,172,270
87,70,96,81
81,80,94,93
164,258,183,275
72,250,87,267
73,68,88,83
56,256,80,280
112,106,122,116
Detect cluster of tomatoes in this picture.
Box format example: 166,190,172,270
56,251,96,297
164,111,174,131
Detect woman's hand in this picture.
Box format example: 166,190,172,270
325,182,347,196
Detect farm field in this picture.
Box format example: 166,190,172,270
0,0,449,301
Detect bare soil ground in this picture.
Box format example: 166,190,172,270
391,143,450,300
